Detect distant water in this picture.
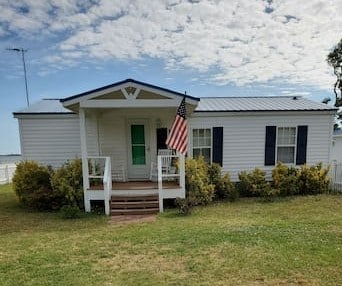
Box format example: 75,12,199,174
0,155,22,164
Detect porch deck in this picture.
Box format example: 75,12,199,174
89,180,179,191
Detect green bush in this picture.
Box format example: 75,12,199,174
60,205,82,219
12,161,55,210
272,162,299,196
237,168,275,199
175,197,195,215
185,157,215,205
51,159,84,209
297,163,330,195
221,174,239,202
13,159,84,211
207,163,238,201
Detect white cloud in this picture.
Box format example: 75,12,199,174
0,0,341,90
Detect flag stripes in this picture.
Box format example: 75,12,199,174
166,97,188,154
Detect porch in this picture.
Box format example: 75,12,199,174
59,79,199,215
84,155,185,215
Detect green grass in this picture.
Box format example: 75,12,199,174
1,184,341,285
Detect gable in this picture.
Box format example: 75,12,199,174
61,79,199,111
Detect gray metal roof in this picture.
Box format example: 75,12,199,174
13,99,74,115
14,96,336,115
195,96,336,112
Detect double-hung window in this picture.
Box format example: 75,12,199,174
192,128,212,163
276,127,296,164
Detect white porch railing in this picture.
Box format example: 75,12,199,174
85,156,112,215
330,161,342,193
0,164,16,185
157,152,185,212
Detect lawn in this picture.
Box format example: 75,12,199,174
0,184,341,286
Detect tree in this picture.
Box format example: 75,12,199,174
327,39,342,105
327,38,342,129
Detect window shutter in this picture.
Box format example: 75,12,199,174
265,126,276,166
296,125,308,165
212,127,223,166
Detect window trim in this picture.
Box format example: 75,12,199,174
275,126,297,164
191,127,212,163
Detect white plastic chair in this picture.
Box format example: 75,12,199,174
112,160,127,182
150,149,175,181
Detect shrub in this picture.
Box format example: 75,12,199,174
236,171,252,197
60,205,82,219
185,157,215,205
221,174,239,202
51,159,84,209
237,168,275,199
207,163,238,201
12,161,55,210
175,197,195,215
297,163,330,195
272,162,299,196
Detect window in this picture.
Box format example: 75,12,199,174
265,125,307,166
192,128,211,163
276,127,296,163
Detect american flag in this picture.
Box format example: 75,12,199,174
166,97,188,154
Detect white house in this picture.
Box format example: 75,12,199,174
13,79,336,214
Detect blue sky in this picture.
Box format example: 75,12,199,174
0,0,341,154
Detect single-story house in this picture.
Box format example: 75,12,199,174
13,79,336,214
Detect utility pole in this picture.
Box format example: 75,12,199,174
7,48,30,107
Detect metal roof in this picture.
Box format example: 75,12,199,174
13,99,74,115
195,96,337,112
14,96,337,115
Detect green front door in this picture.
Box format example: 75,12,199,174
127,120,150,180
131,125,146,165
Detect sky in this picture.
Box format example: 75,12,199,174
0,0,341,154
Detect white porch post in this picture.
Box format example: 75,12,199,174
79,108,90,212
179,152,186,198
158,155,163,212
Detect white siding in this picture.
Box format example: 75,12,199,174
331,136,342,161
85,112,99,156
19,115,81,167
189,113,334,181
95,108,175,177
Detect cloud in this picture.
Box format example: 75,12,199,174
0,0,341,90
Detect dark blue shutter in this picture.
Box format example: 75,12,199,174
212,127,223,166
296,125,308,165
265,126,276,166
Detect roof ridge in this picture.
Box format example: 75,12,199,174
61,78,200,103
199,96,304,99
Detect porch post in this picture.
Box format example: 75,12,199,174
179,152,186,198
79,108,90,212
158,155,164,212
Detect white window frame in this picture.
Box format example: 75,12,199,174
192,128,212,163
276,126,297,164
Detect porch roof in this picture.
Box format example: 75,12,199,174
60,78,200,105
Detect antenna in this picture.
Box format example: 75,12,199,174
7,48,30,107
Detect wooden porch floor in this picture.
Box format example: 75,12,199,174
89,180,179,191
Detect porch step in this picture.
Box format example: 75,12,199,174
110,195,159,216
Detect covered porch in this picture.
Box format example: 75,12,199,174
60,79,199,215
